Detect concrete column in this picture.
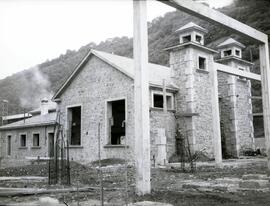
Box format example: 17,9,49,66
133,0,151,195
209,60,223,166
259,42,270,171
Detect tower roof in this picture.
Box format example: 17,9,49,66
217,38,246,49
175,22,208,34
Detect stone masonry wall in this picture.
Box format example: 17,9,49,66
235,78,254,153
0,125,55,168
218,72,238,157
217,60,254,157
58,56,135,164
170,47,216,158
169,48,196,152
150,110,176,164
192,49,215,158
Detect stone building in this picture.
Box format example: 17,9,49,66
0,99,56,168
0,22,257,168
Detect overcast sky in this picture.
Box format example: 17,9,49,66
0,0,233,80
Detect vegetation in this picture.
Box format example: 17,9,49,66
0,0,269,114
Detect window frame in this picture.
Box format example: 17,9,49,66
235,49,241,57
151,90,175,110
105,97,127,146
66,104,82,146
181,34,192,43
19,133,27,148
195,34,203,44
32,132,40,147
223,49,232,57
7,134,12,156
197,55,208,71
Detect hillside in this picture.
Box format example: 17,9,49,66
0,0,269,114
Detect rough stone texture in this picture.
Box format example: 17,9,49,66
150,110,176,165
170,47,215,158
0,125,54,168
192,49,215,158
218,72,238,157
217,59,254,157
58,56,135,164
57,56,175,165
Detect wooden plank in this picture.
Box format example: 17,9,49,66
215,63,261,81
159,0,267,43
133,0,151,195
259,42,270,171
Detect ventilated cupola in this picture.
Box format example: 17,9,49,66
175,22,208,45
217,38,245,59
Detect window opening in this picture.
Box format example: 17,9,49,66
107,100,126,145
33,133,40,147
20,134,26,147
198,57,206,70
67,106,81,145
182,35,191,43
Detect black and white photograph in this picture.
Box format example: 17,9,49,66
0,0,269,205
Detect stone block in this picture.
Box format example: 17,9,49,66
239,180,270,189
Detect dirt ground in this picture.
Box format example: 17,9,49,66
0,158,270,206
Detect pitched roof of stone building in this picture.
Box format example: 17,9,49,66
175,22,208,34
217,38,246,49
2,113,32,121
53,49,177,100
0,112,56,130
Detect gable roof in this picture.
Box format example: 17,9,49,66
175,22,208,34
2,113,32,121
53,49,175,100
217,38,246,49
0,112,56,130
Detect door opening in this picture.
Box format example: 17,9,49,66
107,99,126,145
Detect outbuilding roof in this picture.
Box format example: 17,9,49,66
0,112,56,130
175,22,208,34
217,38,246,49
53,49,177,100
2,113,32,121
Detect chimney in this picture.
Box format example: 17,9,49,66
40,98,49,115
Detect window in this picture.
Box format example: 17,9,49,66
153,94,163,108
107,99,126,145
223,50,232,57
152,92,174,110
7,135,11,156
235,49,240,57
33,133,40,147
20,134,26,147
198,56,207,70
67,106,81,145
182,35,191,43
195,35,202,44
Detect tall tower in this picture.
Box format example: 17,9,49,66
165,22,218,158
216,38,254,157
